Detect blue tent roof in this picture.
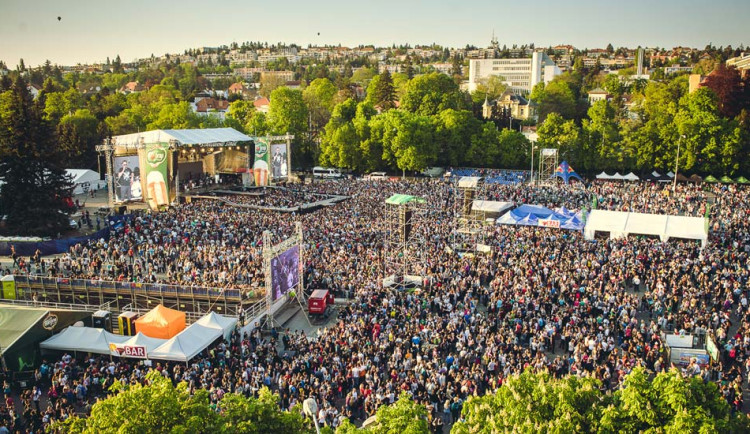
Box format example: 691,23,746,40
514,204,554,219
552,161,583,184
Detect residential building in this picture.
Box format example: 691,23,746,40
663,66,693,75
194,98,229,118
119,81,145,94
228,82,252,99
587,88,611,103
234,67,264,81
483,91,537,121
260,70,294,82
727,53,750,76
27,84,41,99
253,97,270,114
468,51,561,94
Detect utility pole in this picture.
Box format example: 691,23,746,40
673,135,685,193
529,142,535,185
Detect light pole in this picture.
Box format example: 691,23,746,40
673,134,685,193
529,142,536,185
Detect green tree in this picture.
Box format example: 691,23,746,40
674,87,744,174
374,109,436,174
0,77,74,236
303,78,337,132
320,99,377,172
366,71,397,111
57,108,102,168
335,392,429,434
453,370,606,434
471,75,508,104
268,87,309,165
400,72,467,116
218,388,313,434
531,79,577,122
53,371,222,433
600,368,750,433
496,129,530,169
583,99,623,171
147,101,200,130
536,112,581,157
260,74,286,98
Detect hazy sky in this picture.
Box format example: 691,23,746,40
1,0,748,67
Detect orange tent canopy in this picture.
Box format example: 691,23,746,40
134,305,186,339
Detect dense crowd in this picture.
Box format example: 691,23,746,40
2,177,750,432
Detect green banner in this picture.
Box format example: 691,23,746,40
144,142,170,209
253,138,271,186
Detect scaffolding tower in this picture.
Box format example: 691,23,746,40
538,148,559,185
383,194,428,289
452,176,487,253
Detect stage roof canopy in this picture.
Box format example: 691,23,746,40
110,128,253,149
385,194,425,205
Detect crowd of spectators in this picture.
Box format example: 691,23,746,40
2,178,750,432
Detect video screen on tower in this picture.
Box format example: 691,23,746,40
271,245,300,301
113,155,142,203
270,143,289,179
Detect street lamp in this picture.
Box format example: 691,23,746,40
673,134,685,193
529,142,537,185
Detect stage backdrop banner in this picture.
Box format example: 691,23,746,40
113,155,142,203
253,138,270,186
143,142,170,210
270,143,289,180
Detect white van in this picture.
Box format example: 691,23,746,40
312,167,343,178
366,172,388,180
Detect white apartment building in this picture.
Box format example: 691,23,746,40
468,51,561,94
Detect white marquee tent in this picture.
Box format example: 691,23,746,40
148,312,237,362
66,169,104,195
471,200,514,215
40,327,129,355
40,311,236,361
584,210,707,246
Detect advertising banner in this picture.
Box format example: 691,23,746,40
253,138,270,186
540,219,561,228
109,343,148,359
113,155,142,203
143,143,170,210
270,143,289,180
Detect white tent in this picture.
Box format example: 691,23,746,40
40,327,129,355
471,200,513,215
623,172,639,181
595,172,612,180
122,332,169,354
148,323,222,362
584,210,708,246
66,169,103,195
458,176,482,188
611,172,625,180
193,312,238,340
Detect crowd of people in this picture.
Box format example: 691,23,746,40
2,177,750,432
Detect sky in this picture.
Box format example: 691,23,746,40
1,0,748,67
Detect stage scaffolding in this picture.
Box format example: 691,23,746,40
382,194,428,288
260,222,305,329
538,148,559,186
452,176,487,253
